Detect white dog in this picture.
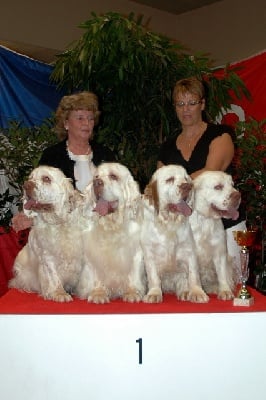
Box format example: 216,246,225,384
9,166,84,302
140,165,209,303
189,171,241,299
75,162,146,303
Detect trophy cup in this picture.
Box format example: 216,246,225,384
233,230,257,306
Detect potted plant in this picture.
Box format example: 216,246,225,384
51,11,249,189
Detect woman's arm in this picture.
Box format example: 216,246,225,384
190,133,234,179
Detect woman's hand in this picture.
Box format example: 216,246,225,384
12,212,33,232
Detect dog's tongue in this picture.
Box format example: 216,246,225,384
168,200,192,216
24,199,38,210
94,199,118,216
212,204,240,220
225,207,239,220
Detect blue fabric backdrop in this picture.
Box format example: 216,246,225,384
0,46,65,128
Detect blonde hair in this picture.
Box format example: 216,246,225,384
173,77,205,104
54,91,101,140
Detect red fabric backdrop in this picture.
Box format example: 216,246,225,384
215,51,266,125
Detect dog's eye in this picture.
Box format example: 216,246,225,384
214,184,223,190
109,173,118,181
42,176,52,184
166,177,175,184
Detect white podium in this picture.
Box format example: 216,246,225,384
0,312,265,400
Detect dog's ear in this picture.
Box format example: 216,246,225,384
122,176,141,206
121,176,142,220
58,177,75,212
79,181,97,216
83,180,96,201
62,177,75,193
68,190,84,212
144,180,159,213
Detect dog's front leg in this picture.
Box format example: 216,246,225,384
124,250,146,303
143,257,163,303
38,259,72,302
187,265,209,303
176,228,209,303
213,249,235,300
75,261,110,304
185,253,209,303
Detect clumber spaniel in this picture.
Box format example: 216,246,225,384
190,171,241,299
141,165,209,303
9,166,84,302
75,162,146,303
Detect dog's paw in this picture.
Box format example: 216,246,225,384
88,287,110,304
188,287,209,303
45,288,73,302
178,291,190,301
218,289,234,300
123,288,142,303
144,288,163,303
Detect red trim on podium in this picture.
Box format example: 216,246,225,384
0,288,265,315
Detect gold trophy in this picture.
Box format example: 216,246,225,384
233,230,257,306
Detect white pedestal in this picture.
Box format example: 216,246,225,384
0,312,266,400
233,296,254,306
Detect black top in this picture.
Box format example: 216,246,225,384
39,139,116,188
159,123,236,175
158,123,245,228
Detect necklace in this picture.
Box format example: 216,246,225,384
180,122,206,149
66,140,91,156
183,133,200,148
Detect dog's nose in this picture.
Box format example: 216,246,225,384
93,178,104,198
93,178,104,188
230,190,241,206
180,182,192,200
23,180,35,196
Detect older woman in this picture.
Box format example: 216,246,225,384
39,91,115,191
12,91,115,231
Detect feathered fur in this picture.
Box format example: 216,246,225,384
140,165,209,303
189,170,241,299
75,162,146,303
9,166,85,302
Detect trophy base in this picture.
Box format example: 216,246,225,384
233,296,254,307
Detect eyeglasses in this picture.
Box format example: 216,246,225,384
71,115,95,122
174,100,202,108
